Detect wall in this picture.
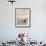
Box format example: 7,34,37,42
0,0,46,42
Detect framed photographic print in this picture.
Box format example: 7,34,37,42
15,8,31,28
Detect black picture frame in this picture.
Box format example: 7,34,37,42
15,8,31,28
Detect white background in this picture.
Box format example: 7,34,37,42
0,0,46,42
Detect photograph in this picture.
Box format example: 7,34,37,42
15,8,31,28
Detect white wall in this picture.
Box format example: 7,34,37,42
0,0,46,42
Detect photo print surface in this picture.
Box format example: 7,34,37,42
15,8,31,28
